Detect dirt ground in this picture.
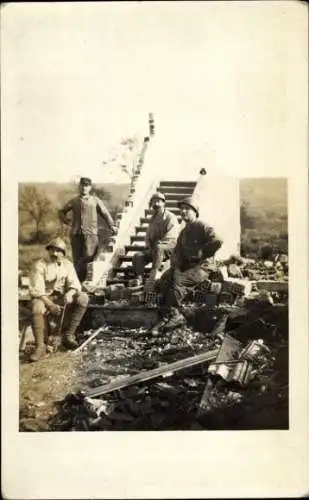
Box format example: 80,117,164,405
19,322,215,431
19,351,79,431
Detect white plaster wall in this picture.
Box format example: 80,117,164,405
143,137,241,260
192,171,241,260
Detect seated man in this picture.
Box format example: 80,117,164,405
153,197,222,332
29,237,89,362
132,192,179,286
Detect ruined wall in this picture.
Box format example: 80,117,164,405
192,170,241,260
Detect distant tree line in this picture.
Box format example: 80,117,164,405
18,183,118,245
240,200,288,259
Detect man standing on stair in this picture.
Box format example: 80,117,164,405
28,237,89,361
132,192,180,288
58,177,118,282
153,197,222,332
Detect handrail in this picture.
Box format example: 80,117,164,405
109,175,160,268
84,137,158,288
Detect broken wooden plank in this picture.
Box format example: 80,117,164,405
211,314,228,340
85,348,219,398
215,334,244,363
251,280,288,293
72,327,105,354
198,335,244,414
198,378,214,415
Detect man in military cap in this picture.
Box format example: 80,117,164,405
58,177,118,282
132,191,180,286
28,237,89,361
153,197,222,332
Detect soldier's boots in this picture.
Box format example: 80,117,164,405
151,314,170,336
62,333,79,350
62,302,87,350
30,313,46,362
151,307,186,335
30,344,46,362
163,307,186,331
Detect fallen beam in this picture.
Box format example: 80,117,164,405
72,327,106,354
85,348,219,398
252,280,288,293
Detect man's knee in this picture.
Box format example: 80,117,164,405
132,251,146,273
85,235,99,259
74,291,89,308
133,251,144,263
32,298,46,315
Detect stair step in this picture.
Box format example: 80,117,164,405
165,201,179,208
157,187,194,195
159,181,196,188
114,266,151,275
140,216,182,224
106,278,130,286
157,192,194,201
120,255,134,262
125,245,146,252
145,208,181,216
116,261,136,268
136,227,147,234
131,235,146,243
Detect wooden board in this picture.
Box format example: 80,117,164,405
86,348,219,398
251,280,288,293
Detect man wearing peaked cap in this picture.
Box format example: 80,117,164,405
132,191,180,287
58,177,118,282
153,196,223,332
28,237,89,361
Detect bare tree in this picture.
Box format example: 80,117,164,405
101,136,140,180
19,185,52,242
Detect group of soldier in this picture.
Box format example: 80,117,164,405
27,176,222,362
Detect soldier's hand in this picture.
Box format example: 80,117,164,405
49,303,62,316
191,249,203,262
111,225,118,236
64,290,75,305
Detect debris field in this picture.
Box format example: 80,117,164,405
19,257,289,432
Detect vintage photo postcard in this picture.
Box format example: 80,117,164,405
1,1,308,498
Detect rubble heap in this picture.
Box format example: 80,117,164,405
50,299,288,431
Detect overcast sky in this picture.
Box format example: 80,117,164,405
2,1,307,182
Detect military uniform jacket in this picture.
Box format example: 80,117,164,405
145,209,180,250
172,220,222,271
29,258,81,298
59,195,114,236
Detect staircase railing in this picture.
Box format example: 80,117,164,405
84,137,159,289
109,175,160,269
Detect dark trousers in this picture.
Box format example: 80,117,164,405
132,244,174,278
71,234,99,282
157,266,209,308
31,291,89,342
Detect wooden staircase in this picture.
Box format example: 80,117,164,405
108,181,196,285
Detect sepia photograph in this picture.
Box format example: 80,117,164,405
18,137,289,432
2,1,308,498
